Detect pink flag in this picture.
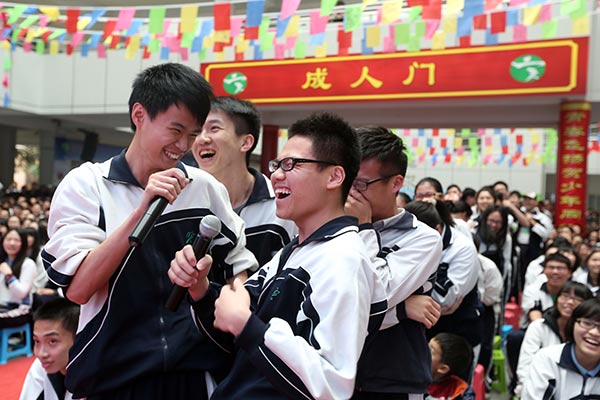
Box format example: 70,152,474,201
280,0,301,20
114,8,135,31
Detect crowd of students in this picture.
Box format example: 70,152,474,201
0,62,599,400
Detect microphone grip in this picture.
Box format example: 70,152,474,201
129,197,168,247
165,234,212,312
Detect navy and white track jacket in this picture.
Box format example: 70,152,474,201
193,216,388,400
42,150,256,398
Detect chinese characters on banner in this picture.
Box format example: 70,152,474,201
555,101,590,231
201,38,587,103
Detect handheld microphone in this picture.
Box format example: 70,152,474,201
129,196,168,247
165,215,222,312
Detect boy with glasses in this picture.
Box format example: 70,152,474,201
192,97,297,268
168,112,387,399
345,126,443,399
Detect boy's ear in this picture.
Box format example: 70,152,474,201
437,363,451,377
391,174,404,193
326,165,345,190
131,103,146,130
241,134,254,153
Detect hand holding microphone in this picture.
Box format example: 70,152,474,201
129,169,187,247
165,215,222,311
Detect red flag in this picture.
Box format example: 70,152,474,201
235,51,244,61
407,0,430,6
473,14,487,30
422,0,442,20
245,26,259,40
444,154,452,163
110,35,121,49
490,11,506,34
66,9,79,34
42,31,52,42
433,128,440,137
66,44,73,55
103,20,117,39
440,138,447,148
337,29,352,50
459,36,471,47
143,46,151,59
214,3,231,31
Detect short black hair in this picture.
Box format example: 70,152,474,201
416,177,444,195
33,297,80,335
211,96,261,166
128,63,213,132
451,200,473,218
446,184,461,193
565,298,600,342
543,252,573,272
492,181,509,190
461,187,476,201
405,200,454,229
355,126,408,177
288,112,359,203
433,333,473,377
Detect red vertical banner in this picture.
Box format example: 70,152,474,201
555,101,590,231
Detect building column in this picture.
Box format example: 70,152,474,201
261,125,279,175
38,129,56,187
555,101,589,231
0,125,17,190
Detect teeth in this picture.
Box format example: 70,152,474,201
585,339,600,346
165,151,180,160
275,188,291,199
200,150,215,159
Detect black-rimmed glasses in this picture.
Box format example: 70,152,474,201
268,157,337,173
577,318,600,331
352,175,397,192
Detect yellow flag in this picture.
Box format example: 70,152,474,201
180,5,198,34
363,0,377,6
572,16,590,35
523,5,541,26
446,0,464,14
382,0,402,24
49,40,59,55
366,25,380,48
315,43,327,58
77,17,91,31
431,31,445,50
214,30,230,43
39,7,60,21
215,51,225,61
454,137,462,148
1,40,10,51
443,16,457,34
236,36,249,53
125,35,140,60
285,15,300,38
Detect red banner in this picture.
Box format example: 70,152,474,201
201,38,588,104
555,101,589,231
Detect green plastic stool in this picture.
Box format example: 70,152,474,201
491,348,508,395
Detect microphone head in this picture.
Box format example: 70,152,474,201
199,215,222,239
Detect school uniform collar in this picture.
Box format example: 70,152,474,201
106,148,189,187
277,216,358,273
375,209,417,232
559,342,600,377
246,167,273,206
440,224,453,250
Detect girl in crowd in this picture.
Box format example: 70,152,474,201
575,248,600,296
522,298,600,399
0,228,36,327
475,205,512,304
468,186,496,229
515,282,593,396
